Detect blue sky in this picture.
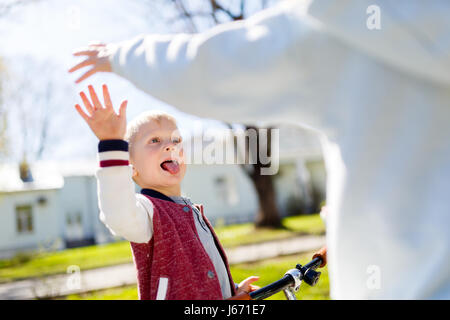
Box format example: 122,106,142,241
0,0,236,162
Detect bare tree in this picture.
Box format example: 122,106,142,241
149,0,283,227
0,1,45,162
236,124,281,227
3,56,74,163
0,0,43,17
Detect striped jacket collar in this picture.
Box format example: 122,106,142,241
140,188,175,203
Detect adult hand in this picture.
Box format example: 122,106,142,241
69,43,113,83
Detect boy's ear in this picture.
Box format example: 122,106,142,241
131,166,138,178
131,166,139,185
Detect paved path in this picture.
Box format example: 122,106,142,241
0,235,325,300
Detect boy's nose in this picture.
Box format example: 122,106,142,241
165,143,176,151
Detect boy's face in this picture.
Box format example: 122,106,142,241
131,118,186,191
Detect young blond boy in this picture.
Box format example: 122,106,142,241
74,84,258,300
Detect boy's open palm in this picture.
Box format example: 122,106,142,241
75,84,128,141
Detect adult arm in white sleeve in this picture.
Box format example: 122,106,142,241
106,0,332,129
96,140,153,243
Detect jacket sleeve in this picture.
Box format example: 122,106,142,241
96,139,153,243
106,0,330,129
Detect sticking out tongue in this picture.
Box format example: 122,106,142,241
161,160,180,175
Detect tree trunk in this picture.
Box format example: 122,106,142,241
249,171,282,228
245,125,282,228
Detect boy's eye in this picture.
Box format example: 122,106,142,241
150,137,160,143
173,137,182,144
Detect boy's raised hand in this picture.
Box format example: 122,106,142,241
75,84,127,141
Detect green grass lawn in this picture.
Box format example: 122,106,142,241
0,241,133,283
0,214,325,283
63,251,329,300
215,214,325,247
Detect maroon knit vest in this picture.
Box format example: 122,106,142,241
129,195,236,300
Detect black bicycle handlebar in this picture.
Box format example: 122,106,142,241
302,256,322,271
248,256,323,300
249,274,295,300
228,246,327,300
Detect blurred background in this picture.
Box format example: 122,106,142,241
0,0,328,300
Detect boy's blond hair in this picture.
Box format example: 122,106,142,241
125,110,177,157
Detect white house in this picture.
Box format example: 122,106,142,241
53,163,116,248
0,125,326,258
0,161,117,259
0,163,65,258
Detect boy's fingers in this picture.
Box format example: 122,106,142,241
74,104,90,122
102,84,113,110
119,100,128,118
246,276,260,281
238,276,260,294
68,58,95,73
88,85,103,109
240,276,260,287
75,67,99,84
247,276,260,283
79,91,94,115
248,284,260,293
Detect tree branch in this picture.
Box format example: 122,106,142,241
172,0,198,33
210,0,243,21
0,0,43,17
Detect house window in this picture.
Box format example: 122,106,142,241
214,175,239,206
16,205,33,234
66,212,84,241
66,212,82,226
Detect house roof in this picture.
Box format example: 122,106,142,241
0,160,97,193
